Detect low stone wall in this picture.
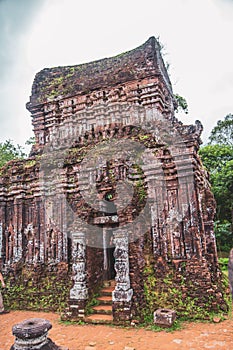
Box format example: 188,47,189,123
143,255,228,321
2,262,72,313
128,231,228,322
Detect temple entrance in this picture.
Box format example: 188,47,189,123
103,229,116,280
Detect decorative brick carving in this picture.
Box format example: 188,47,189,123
69,232,88,317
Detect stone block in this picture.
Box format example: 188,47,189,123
153,308,176,327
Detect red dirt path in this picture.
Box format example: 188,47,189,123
1,310,233,350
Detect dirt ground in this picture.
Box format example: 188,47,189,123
1,310,233,350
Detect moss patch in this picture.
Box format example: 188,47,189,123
142,257,230,322
2,263,72,313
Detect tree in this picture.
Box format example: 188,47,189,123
199,114,233,252
0,140,26,168
199,145,233,223
25,136,35,146
198,144,232,174
214,220,232,253
174,93,189,114
209,113,233,146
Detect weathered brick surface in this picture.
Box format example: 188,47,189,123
0,37,227,321
3,262,71,312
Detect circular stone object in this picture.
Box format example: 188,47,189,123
12,318,52,339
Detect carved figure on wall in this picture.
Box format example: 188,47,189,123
5,223,16,264
24,223,35,263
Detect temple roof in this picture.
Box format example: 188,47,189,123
28,37,173,107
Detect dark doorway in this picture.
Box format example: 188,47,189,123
103,229,116,280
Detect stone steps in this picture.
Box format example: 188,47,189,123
96,295,112,304
85,280,115,324
104,279,116,288
101,287,114,296
92,304,112,315
85,313,113,324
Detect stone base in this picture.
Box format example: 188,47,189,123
112,288,133,302
153,308,176,327
112,301,132,322
10,318,67,349
10,338,67,350
61,299,87,321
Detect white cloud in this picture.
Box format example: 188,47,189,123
0,0,233,146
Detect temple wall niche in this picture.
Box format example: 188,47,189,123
0,191,69,268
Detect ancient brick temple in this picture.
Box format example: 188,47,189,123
0,37,227,322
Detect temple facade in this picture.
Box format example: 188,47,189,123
0,37,227,322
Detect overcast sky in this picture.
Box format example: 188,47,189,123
0,0,233,150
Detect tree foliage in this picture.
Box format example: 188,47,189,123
199,144,232,173
0,140,26,168
25,136,35,146
199,144,233,223
214,220,232,253
174,93,189,114
199,114,233,252
209,113,233,146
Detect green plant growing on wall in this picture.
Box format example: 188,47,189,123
135,179,147,203
85,293,100,315
24,159,36,168
3,265,72,313
142,258,230,323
